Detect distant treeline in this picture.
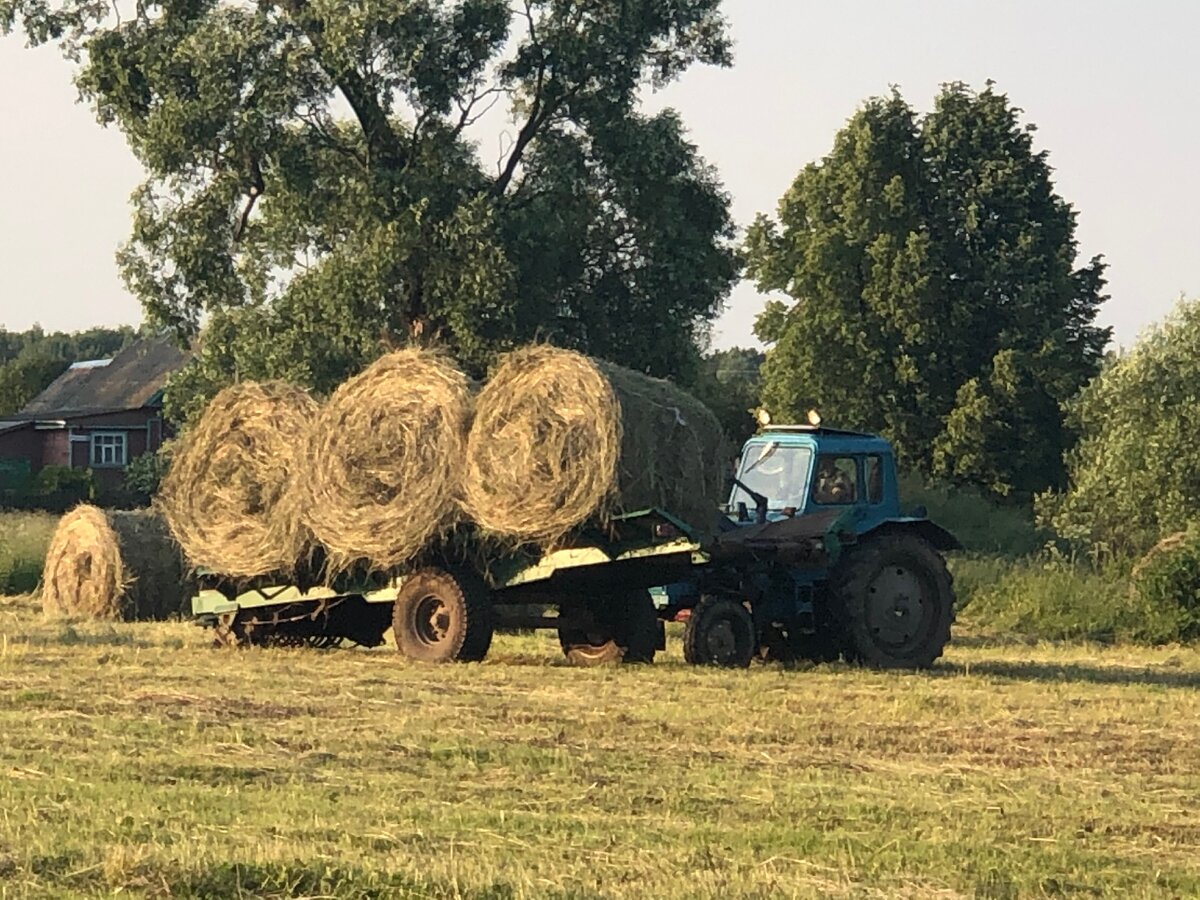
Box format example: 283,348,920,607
0,325,136,416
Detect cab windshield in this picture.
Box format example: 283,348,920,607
729,442,813,510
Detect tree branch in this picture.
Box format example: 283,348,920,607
278,0,406,172
492,0,550,197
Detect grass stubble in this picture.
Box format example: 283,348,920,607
0,593,1196,899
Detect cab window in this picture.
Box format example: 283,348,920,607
811,456,858,505
731,442,813,510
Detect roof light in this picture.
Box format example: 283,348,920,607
806,409,822,427
754,407,772,427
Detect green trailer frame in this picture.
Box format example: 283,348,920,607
190,508,707,660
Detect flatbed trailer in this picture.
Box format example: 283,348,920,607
192,508,707,664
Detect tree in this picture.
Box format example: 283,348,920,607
690,347,764,446
2,0,739,408
1043,299,1200,555
744,83,1109,497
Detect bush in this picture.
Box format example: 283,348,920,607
123,446,171,505
898,472,1044,557
1046,297,1200,556
0,510,57,595
964,555,1184,644
1129,531,1200,641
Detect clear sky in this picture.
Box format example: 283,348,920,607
2,0,1197,352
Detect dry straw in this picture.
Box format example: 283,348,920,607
157,381,317,578
41,505,190,620
461,345,730,547
299,349,472,574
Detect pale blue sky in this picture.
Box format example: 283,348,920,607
2,0,1197,351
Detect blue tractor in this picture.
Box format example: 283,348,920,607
664,419,961,669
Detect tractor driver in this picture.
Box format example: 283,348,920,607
813,456,854,504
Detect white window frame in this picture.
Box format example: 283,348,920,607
90,431,127,468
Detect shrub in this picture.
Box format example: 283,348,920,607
964,555,1184,644
898,472,1044,557
124,447,171,504
1129,531,1200,641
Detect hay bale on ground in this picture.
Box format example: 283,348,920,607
158,381,317,578
299,349,472,574
461,345,730,547
41,505,190,620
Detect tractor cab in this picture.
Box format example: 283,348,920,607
727,425,901,531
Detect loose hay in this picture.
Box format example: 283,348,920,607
41,505,190,620
461,345,730,547
158,381,317,578
299,349,472,573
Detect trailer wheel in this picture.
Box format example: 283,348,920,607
393,568,494,663
558,590,659,666
831,532,954,669
683,597,755,668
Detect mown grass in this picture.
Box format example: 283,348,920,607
0,511,56,596
0,595,1197,899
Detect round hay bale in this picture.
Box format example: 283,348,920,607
299,349,472,573
41,505,190,620
158,381,317,578
461,345,730,547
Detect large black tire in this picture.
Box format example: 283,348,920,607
393,567,494,663
558,590,659,666
683,596,756,668
831,532,954,669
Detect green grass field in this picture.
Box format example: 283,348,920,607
0,512,57,596
0,594,1197,899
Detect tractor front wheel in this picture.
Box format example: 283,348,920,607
393,567,494,663
683,596,755,668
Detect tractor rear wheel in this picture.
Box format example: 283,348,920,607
683,596,755,668
558,590,659,666
831,532,954,669
393,567,494,663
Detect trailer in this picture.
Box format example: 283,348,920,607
192,507,702,665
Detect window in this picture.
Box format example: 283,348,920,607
866,456,884,504
730,442,813,510
811,455,858,505
91,432,127,467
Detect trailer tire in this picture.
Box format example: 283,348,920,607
683,596,755,668
558,589,659,666
393,567,494,663
831,532,954,669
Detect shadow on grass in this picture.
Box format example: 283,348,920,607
44,858,597,900
7,623,159,650
940,658,1200,689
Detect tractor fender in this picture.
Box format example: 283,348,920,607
862,518,963,553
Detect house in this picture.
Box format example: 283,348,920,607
0,335,190,490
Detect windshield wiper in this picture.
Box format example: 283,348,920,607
743,442,778,475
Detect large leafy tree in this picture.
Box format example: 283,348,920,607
1,0,738,404
1043,299,1200,555
745,83,1109,497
